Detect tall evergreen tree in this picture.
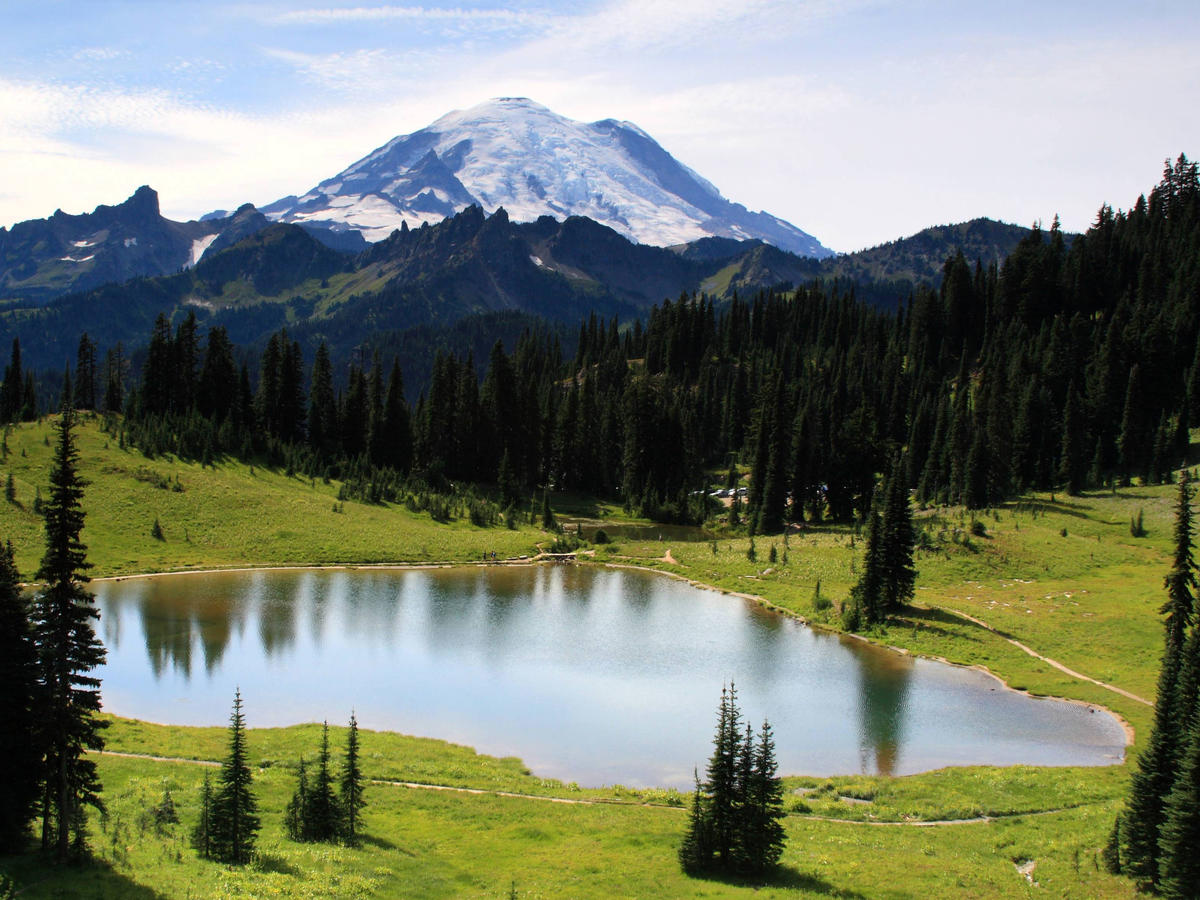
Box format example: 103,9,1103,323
681,687,786,877
284,756,310,842
306,721,341,842
103,342,125,414
741,719,786,874
379,361,412,475
73,334,97,412
32,406,106,859
0,539,39,852
1059,382,1085,495
1163,474,1196,656
1,338,24,423
1158,699,1200,898
1120,473,1196,887
210,689,260,864
197,327,238,424
340,712,366,840
678,770,711,875
705,683,742,867
191,770,215,859
307,343,338,461
879,455,917,613
850,503,886,627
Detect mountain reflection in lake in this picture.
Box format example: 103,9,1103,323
94,566,1126,789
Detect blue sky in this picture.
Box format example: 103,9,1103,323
2,0,1198,251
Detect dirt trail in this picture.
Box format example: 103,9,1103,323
95,750,1084,826
942,607,1151,707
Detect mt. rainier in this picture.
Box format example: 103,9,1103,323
262,97,831,257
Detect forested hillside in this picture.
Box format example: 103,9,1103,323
4,156,1196,532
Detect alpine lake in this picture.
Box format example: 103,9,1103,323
94,564,1127,790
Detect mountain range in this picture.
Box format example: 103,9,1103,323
0,201,1036,377
0,96,1045,385
1,97,832,308
0,187,366,307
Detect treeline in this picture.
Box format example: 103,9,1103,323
7,156,1199,528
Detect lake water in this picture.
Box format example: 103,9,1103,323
93,565,1127,789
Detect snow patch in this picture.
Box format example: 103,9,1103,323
71,239,97,248
186,234,219,268
124,237,137,247
263,97,829,255
530,255,545,267
60,255,95,263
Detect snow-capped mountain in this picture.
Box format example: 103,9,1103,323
262,97,832,257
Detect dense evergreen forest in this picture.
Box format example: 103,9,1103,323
4,156,1198,530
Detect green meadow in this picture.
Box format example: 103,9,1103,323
0,415,1172,898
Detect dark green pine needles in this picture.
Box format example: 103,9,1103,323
32,405,107,860
679,683,785,877
1110,472,1200,894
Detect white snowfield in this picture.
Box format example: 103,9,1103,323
187,234,220,268
264,98,830,257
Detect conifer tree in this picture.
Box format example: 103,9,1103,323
32,405,106,859
73,334,97,412
680,687,786,877
306,721,341,842
0,539,39,852
850,504,885,627
678,770,711,875
742,719,785,873
307,343,338,461
1158,703,1200,898
340,712,366,839
706,683,742,866
103,342,124,414
1162,474,1196,656
880,456,917,613
1059,383,1085,495
1120,473,1195,887
380,361,412,475
210,689,259,864
191,770,215,859
198,327,238,424
284,756,309,841
1,338,23,423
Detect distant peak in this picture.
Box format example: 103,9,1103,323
264,98,831,256
125,185,160,215
464,96,553,115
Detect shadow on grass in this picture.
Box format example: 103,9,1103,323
253,852,301,876
0,852,167,899
689,864,869,897
1022,497,1099,519
356,832,400,852
893,605,986,645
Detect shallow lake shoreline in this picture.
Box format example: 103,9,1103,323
90,556,1135,770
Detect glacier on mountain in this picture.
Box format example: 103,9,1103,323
263,98,831,258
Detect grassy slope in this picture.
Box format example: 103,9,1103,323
0,415,1169,898
0,415,546,577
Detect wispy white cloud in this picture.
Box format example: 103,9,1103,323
2,0,1198,252
261,45,437,92
533,0,871,55
0,75,387,226
71,46,128,63
267,5,549,28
